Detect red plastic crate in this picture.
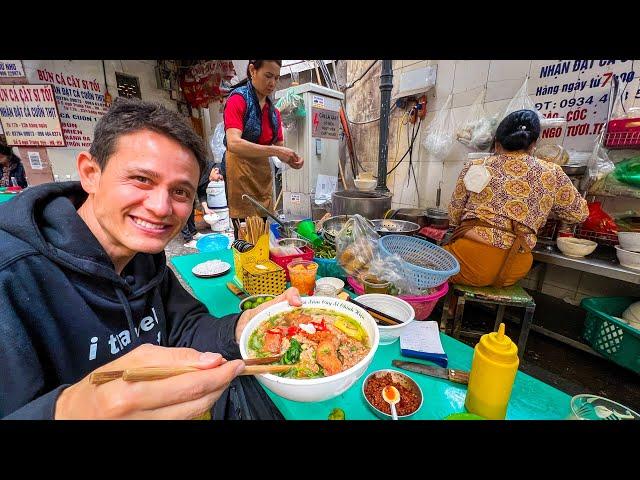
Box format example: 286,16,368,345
269,246,315,281
604,117,640,149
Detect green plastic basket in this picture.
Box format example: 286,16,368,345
580,296,640,374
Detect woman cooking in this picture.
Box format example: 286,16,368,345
0,143,28,188
222,60,303,237
444,109,589,287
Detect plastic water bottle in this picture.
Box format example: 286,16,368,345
464,323,519,420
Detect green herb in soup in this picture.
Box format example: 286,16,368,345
247,308,370,379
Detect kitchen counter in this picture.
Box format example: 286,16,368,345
532,246,640,284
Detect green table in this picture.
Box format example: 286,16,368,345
171,250,571,420
0,193,16,204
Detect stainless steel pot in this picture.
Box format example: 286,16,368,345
425,208,450,229
371,219,421,236
388,208,429,227
331,190,392,219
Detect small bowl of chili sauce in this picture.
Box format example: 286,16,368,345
362,369,423,419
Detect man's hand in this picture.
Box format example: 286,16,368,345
235,287,302,342
287,153,304,170
55,344,244,420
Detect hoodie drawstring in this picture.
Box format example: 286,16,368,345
115,288,142,347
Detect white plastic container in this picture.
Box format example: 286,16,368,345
206,180,227,209
209,207,230,232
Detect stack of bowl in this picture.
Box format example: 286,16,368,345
616,232,640,270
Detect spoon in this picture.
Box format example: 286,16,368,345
382,385,400,420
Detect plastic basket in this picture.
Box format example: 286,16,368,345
348,276,449,320
378,234,460,288
232,234,269,286
242,260,287,296
270,246,315,281
314,256,347,281
580,296,640,374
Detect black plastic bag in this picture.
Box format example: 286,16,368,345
211,375,285,420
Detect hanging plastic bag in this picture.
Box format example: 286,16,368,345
612,156,640,188
502,77,550,127
275,87,306,130
210,122,226,163
582,202,618,235
456,88,499,151
587,133,616,194
422,94,455,160
336,214,379,279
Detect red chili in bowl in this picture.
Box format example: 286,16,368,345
364,373,420,416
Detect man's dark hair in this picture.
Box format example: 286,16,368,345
89,97,208,176
495,109,541,151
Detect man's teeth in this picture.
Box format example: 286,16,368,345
133,218,165,230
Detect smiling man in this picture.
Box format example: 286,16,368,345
0,98,301,419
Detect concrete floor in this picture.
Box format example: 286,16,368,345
164,229,640,415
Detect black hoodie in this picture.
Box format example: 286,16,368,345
0,182,241,419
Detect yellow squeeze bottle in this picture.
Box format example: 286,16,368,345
464,323,519,420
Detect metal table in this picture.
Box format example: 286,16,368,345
528,246,640,356
532,247,640,285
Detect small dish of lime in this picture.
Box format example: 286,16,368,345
239,294,275,311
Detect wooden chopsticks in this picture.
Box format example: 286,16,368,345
346,297,404,326
90,359,291,385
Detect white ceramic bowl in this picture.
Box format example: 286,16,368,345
239,296,379,402
315,276,345,293
556,237,597,258
618,232,640,252
354,294,415,345
354,178,377,191
615,245,640,270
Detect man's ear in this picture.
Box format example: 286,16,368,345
77,151,101,194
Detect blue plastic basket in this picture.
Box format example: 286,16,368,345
378,234,460,288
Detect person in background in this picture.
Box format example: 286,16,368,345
181,163,221,243
223,60,303,238
444,109,589,287
0,98,301,419
0,143,28,188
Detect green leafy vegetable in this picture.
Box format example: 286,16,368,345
282,338,302,365
328,408,346,420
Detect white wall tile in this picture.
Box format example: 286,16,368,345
486,78,527,103
452,87,485,109
452,60,490,94
543,265,581,291
488,61,532,82
430,60,456,111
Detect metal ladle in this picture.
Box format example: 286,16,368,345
241,194,297,237
382,385,400,420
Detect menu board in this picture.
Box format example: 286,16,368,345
0,84,65,147
29,66,109,148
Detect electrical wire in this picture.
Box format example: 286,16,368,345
346,104,398,125
345,60,378,89
387,114,422,176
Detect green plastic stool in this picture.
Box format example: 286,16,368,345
440,283,535,360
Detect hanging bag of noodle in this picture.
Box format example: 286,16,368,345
455,87,499,151
422,93,455,161
502,77,551,128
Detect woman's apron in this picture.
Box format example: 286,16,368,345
447,218,532,287
225,150,273,219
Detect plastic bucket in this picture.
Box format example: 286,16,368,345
206,180,227,209
210,207,230,232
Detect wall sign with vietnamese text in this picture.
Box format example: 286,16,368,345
29,66,109,148
0,60,25,78
311,107,340,140
530,60,640,151
0,84,65,147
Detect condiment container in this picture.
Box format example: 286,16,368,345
464,323,519,420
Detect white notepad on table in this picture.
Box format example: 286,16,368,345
399,320,448,368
